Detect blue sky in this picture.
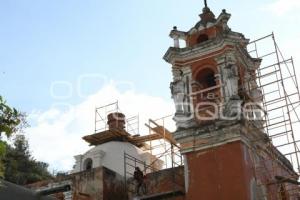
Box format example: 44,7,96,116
2,0,300,112
1,0,300,171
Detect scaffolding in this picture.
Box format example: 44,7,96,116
93,101,184,197
124,115,184,199
94,101,139,136
100,33,300,199
145,116,182,170
246,33,300,198
188,32,300,199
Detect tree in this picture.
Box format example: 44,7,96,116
0,96,27,178
0,141,6,178
0,96,26,178
0,96,26,137
3,135,53,185
0,96,51,184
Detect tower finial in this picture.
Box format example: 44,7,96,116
204,0,208,8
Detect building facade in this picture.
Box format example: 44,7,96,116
164,3,300,200
28,3,300,200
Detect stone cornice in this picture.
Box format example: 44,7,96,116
236,46,262,71
164,33,248,65
173,120,270,153
173,120,297,176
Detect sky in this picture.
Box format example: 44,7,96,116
1,0,300,172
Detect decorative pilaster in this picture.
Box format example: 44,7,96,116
93,150,106,167
73,155,83,172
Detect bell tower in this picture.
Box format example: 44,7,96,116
165,3,263,129
163,2,297,200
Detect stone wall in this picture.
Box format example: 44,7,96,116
103,167,126,200
127,167,185,200
28,167,126,200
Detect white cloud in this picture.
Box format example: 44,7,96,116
25,81,174,172
262,0,300,15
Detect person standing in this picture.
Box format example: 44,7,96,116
133,167,145,195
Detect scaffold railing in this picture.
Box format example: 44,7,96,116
123,114,184,198
94,101,139,135
247,33,300,199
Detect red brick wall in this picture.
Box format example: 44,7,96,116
184,140,300,200
127,167,185,200
186,27,218,47
185,141,255,200
254,145,300,199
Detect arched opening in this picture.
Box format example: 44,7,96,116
83,158,93,171
197,34,209,44
195,68,216,90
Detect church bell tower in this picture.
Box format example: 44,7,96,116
165,4,262,129
163,2,294,200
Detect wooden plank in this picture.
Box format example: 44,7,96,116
82,126,178,150
82,129,128,145
131,134,163,144
147,120,180,148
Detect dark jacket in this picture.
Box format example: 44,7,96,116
134,170,144,183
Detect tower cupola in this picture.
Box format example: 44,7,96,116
164,3,261,128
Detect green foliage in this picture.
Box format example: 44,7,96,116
0,141,6,178
0,95,28,179
0,96,27,138
2,135,53,185
0,96,51,185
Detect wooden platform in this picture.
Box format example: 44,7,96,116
83,119,180,149
83,128,168,148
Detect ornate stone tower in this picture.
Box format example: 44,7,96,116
165,4,262,129
164,3,299,200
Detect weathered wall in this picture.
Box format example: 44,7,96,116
127,167,185,200
103,167,126,200
146,167,184,196
185,140,254,200
28,167,127,200
183,139,300,200
253,145,300,200
71,168,104,200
